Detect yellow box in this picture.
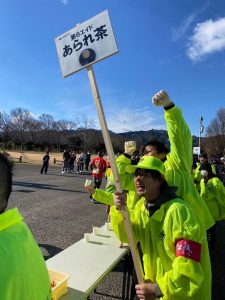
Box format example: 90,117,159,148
48,269,70,300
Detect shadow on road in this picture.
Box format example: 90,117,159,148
12,181,87,194
39,243,63,260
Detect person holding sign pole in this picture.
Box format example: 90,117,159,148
91,91,214,232
112,156,211,300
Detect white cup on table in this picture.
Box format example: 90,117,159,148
84,233,90,243
93,227,99,236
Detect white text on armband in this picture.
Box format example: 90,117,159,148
176,239,201,262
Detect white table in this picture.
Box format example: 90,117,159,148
46,225,130,300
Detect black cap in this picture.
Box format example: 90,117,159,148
200,162,212,175
199,153,208,159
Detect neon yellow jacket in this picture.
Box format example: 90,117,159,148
200,177,225,221
94,106,215,230
0,208,52,300
93,188,139,211
193,164,217,192
164,106,214,230
193,163,201,192
93,154,138,206
105,154,136,193
111,197,211,300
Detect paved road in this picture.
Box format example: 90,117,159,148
8,164,225,299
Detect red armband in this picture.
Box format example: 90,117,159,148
175,239,201,262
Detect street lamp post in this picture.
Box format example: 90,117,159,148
199,116,204,155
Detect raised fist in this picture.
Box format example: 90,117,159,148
152,90,173,107
124,141,137,156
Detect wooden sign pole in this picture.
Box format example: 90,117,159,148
87,65,144,284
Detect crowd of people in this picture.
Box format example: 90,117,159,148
2,89,224,300
85,90,225,300
61,150,92,174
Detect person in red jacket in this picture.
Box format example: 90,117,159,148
90,150,106,203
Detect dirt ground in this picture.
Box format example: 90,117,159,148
7,151,66,165
6,151,100,166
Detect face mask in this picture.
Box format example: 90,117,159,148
201,170,208,177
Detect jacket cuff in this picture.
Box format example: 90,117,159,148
164,103,175,111
123,152,132,159
153,283,163,298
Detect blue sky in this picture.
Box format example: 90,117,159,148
0,0,225,136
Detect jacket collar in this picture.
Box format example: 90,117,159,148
144,186,178,219
0,208,23,232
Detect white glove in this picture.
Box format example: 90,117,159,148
152,90,173,107
124,141,136,156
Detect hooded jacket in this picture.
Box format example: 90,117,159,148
162,106,214,230
110,192,211,300
200,176,225,221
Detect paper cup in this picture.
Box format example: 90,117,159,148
84,233,90,243
105,222,110,231
93,227,99,236
84,179,93,187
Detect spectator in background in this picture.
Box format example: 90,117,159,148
79,153,85,172
0,153,52,300
211,157,220,176
218,157,225,186
84,151,91,171
131,150,140,165
68,152,76,173
90,150,106,203
193,153,217,191
62,149,70,173
105,157,112,180
199,162,225,257
200,153,217,174
40,151,50,174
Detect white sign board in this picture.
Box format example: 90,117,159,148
55,10,118,77
193,147,200,155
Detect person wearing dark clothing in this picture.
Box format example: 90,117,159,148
199,162,225,257
62,149,70,173
79,153,85,172
40,151,50,174
90,151,106,203
218,157,225,186
68,153,76,173
84,152,91,171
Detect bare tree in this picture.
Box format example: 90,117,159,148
55,120,77,131
0,111,12,148
10,108,33,151
27,118,42,150
39,114,55,130
76,115,96,152
203,108,225,157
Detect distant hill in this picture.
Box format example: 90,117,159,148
86,128,200,152
0,127,200,153
117,129,169,148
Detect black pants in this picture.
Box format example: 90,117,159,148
93,177,102,189
85,161,90,171
207,223,217,258
40,163,48,174
128,243,143,300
